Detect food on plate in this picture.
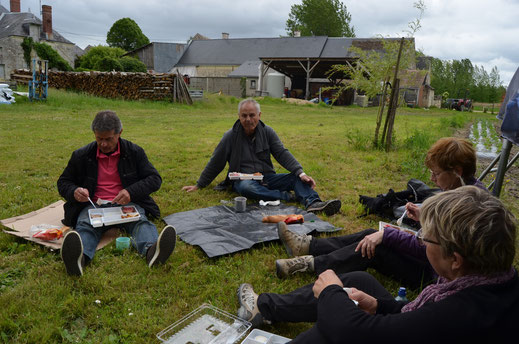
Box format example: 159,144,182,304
122,206,137,213
262,214,304,224
121,213,139,219
90,214,102,218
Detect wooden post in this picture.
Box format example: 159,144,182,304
374,76,389,147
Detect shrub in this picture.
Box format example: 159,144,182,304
32,42,72,71
79,45,126,70
94,56,123,72
119,56,147,72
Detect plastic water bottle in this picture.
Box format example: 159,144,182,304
395,287,408,302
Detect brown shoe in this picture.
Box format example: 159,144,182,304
275,255,314,278
277,222,311,257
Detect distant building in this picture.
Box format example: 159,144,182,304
0,0,83,80
124,42,186,74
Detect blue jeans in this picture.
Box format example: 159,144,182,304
75,203,159,260
232,173,320,208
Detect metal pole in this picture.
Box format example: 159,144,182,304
492,138,513,197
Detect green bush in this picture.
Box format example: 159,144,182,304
119,56,147,72
32,42,72,71
94,56,123,72
79,45,126,70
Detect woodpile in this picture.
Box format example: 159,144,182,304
10,70,193,103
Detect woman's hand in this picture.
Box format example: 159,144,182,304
313,270,344,298
355,230,384,259
348,287,378,314
405,202,421,222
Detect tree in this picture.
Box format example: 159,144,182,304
106,18,149,52
286,0,355,37
119,56,147,73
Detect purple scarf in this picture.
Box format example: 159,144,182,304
401,268,515,312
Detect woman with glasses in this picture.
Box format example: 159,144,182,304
275,137,486,290
237,186,518,342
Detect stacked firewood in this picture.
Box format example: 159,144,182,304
10,70,193,103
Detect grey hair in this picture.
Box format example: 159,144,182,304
238,98,260,114
91,110,122,134
420,186,516,275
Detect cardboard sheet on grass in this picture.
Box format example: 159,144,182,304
0,200,118,250
163,203,339,258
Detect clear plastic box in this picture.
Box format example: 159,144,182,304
88,206,140,228
156,303,251,344
241,329,291,344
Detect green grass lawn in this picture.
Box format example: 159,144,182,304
0,90,517,343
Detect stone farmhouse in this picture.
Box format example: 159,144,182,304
0,0,82,80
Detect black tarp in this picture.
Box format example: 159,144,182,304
163,204,338,258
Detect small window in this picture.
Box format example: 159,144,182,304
250,80,256,89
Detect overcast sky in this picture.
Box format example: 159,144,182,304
4,0,518,85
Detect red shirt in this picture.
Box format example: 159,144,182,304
94,142,123,202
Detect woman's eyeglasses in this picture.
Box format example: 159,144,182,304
416,229,440,246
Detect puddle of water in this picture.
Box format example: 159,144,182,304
469,121,499,159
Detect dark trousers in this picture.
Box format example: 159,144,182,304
310,228,435,289
257,271,394,324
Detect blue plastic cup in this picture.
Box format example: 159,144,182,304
116,237,130,250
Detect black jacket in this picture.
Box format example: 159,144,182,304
57,138,162,226
293,271,519,343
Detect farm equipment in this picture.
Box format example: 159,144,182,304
445,89,473,111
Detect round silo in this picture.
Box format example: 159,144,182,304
266,72,285,98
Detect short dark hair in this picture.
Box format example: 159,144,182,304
91,110,122,134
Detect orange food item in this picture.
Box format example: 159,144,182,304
32,227,64,241
262,214,304,224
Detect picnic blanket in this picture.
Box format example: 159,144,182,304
0,200,119,250
163,203,339,258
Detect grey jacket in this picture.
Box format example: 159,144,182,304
196,120,303,188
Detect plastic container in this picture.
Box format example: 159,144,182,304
395,287,408,302
116,237,130,250
88,206,140,227
234,197,247,212
241,329,290,344
156,303,251,344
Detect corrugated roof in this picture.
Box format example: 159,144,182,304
0,10,72,44
176,37,413,67
228,60,262,77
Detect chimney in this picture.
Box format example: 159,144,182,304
42,5,53,39
222,32,229,39
10,0,20,12
294,30,301,37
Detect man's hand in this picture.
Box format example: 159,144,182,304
74,187,90,203
348,287,378,314
112,189,131,205
355,230,384,259
300,174,316,189
313,269,344,298
405,202,421,222
182,185,199,192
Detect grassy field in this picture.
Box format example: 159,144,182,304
0,89,517,343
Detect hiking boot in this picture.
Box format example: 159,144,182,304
277,222,311,257
275,255,314,278
61,231,84,276
237,283,267,328
147,225,176,267
306,199,341,216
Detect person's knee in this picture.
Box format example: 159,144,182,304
236,180,259,196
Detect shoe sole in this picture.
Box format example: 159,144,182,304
308,199,342,216
277,222,295,257
275,260,288,279
149,225,176,267
61,231,83,276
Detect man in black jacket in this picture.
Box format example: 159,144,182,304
57,110,176,276
182,98,341,215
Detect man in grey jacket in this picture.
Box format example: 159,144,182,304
182,98,341,215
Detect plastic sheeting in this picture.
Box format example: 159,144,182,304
163,204,338,258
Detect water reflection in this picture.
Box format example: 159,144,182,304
469,121,499,159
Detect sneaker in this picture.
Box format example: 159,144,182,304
61,231,84,276
147,225,176,267
276,255,314,278
277,222,311,257
306,199,341,216
236,283,265,328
